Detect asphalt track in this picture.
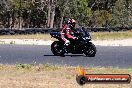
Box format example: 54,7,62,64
0,45,132,68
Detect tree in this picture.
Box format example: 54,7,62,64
0,0,131,29
111,0,130,27
88,0,118,11
56,0,69,28
95,10,112,27
56,0,92,27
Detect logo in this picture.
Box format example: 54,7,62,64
76,66,131,85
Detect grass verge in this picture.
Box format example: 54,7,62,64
0,34,56,41
0,31,131,40
0,64,131,88
91,31,132,40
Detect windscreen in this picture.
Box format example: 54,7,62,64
78,28,91,38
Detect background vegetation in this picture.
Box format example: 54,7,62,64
0,0,131,29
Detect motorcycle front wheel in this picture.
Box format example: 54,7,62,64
51,41,64,56
84,43,96,57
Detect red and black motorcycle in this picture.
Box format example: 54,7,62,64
50,27,96,57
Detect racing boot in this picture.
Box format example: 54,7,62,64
61,41,69,57
60,45,66,57
62,44,68,54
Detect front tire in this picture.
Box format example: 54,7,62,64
84,42,96,57
51,41,64,56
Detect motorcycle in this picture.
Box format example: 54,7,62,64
50,27,96,57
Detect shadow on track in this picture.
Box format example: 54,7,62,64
44,54,84,57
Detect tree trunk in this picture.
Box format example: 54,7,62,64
47,0,51,28
59,0,68,28
19,17,22,29
50,0,55,28
92,11,96,27
50,7,55,28
60,16,63,28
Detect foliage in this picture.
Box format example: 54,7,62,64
88,0,118,11
111,0,129,27
16,63,34,69
95,10,112,27
57,0,92,26
0,0,131,29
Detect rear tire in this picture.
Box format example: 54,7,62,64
51,41,64,56
84,43,96,57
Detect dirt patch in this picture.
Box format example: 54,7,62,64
92,38,132,46
0,38,132,46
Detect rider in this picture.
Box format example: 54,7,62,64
60,17,77,53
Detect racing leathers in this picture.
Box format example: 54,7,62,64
60,24,76,53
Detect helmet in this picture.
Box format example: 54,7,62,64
63,16,76,28
67,19,76,28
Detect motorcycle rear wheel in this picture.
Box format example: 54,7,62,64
51,41,64,56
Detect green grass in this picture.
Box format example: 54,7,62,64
0,31,131,40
